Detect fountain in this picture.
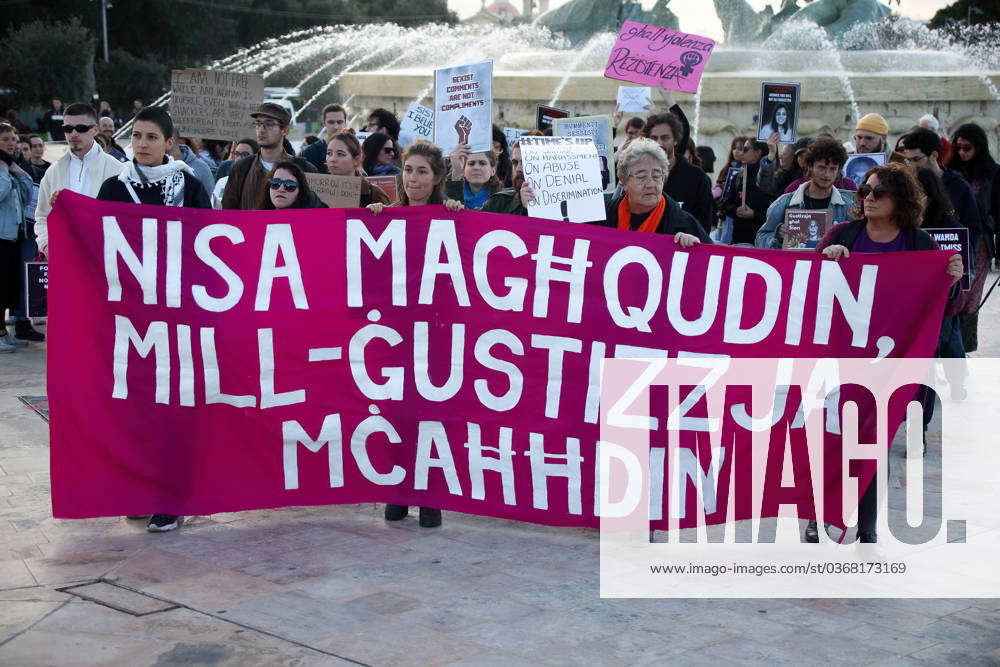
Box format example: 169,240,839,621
188,4,999,163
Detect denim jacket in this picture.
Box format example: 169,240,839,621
755,181,856,249
0,162,33,241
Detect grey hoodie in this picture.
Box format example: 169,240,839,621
177,144,216,198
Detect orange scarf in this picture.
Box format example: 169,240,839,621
617,194,666,233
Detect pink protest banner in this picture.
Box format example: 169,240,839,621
47,192,952,527
604,21,715,94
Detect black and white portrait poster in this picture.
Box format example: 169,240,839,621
757,82,800,143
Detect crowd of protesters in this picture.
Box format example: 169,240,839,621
1,82,996,537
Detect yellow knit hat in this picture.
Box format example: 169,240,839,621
856,113,889,136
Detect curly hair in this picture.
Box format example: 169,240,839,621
848,162,925,231
399,140,446,206
804,136,847,168
643,113,683,145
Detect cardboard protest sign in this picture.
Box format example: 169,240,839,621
367,175,399,204
783,209,830,250
926,227,971,291
433,60,493,155
520,135,604,222
304,174,362,209
553,114,616,194
24,261,47,318
757,82,801,142
535,104,569,132
844,153,886,186
503,127,528,150
616,86,652,113
398,102,433,148
170,68,265,141
45,191,954,527
604,21,715,94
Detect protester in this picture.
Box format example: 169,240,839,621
919,113,950,164
591,138,709,243
15,137,30,170
945,122,1000,353
715,136,747,193
446,143,500,209
756,137,855,249
257,160,325,209
852,112,904,165
491,124,512,187
899,127,985,354
759,136,809,197
697,145,716,174
366,140,462,528
97,106,211,209
480,140,531,215
35,103,125,258
23,135,50,184
97,100,119,128
625,116,645,141
816,163,963,542
0,123,34,352
129,99,143,120
222,103,316,210
212,139,258,208
720,139,773,244
5,109,30,136
43,98,65,141
98,117,128,162
362,133,401,176
302,103,348,171
640,112,714,234
365,108,401,143
94,106,208,532
324,132,391,206
168,132,215,198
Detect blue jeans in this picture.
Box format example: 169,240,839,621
12,224,37,322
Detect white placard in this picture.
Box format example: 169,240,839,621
616,86,652,113
399,102,433,147
520,136,605,223
433,60,493,155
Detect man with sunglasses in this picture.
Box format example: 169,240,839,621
34,103,126,259
221,102,316,210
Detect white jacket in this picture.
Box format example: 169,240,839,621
34,146,126,252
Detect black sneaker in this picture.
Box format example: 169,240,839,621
14,321,44,342
418,507,442,528
147,514,182,532
125,515,151,520
384,504,408,521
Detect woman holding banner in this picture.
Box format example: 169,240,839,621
256,160,326,210
366,140,462,528
324,132,391,206
446,143,501,210
592,138,710,244
815,162,963,544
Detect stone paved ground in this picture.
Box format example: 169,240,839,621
2,274,1000,666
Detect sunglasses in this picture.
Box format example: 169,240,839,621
382,146,395,155
955,143,975,152
857,184,888,200
61,124,95,134
269,178,298,192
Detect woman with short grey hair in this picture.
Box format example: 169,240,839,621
598,138,710,245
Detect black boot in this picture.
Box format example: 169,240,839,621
384,504,408,521
804,519,819,543
14,321,44,342
418,507,442,528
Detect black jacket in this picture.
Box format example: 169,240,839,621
595,195,712,243
721,162,774,244
663,156,714,232
941,167,983,248
97,170,212,209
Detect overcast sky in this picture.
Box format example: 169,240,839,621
448,0,954,40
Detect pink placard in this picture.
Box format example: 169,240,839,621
46,193,952,527
604,21,716,94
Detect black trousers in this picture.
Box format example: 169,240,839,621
0,238,19,318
